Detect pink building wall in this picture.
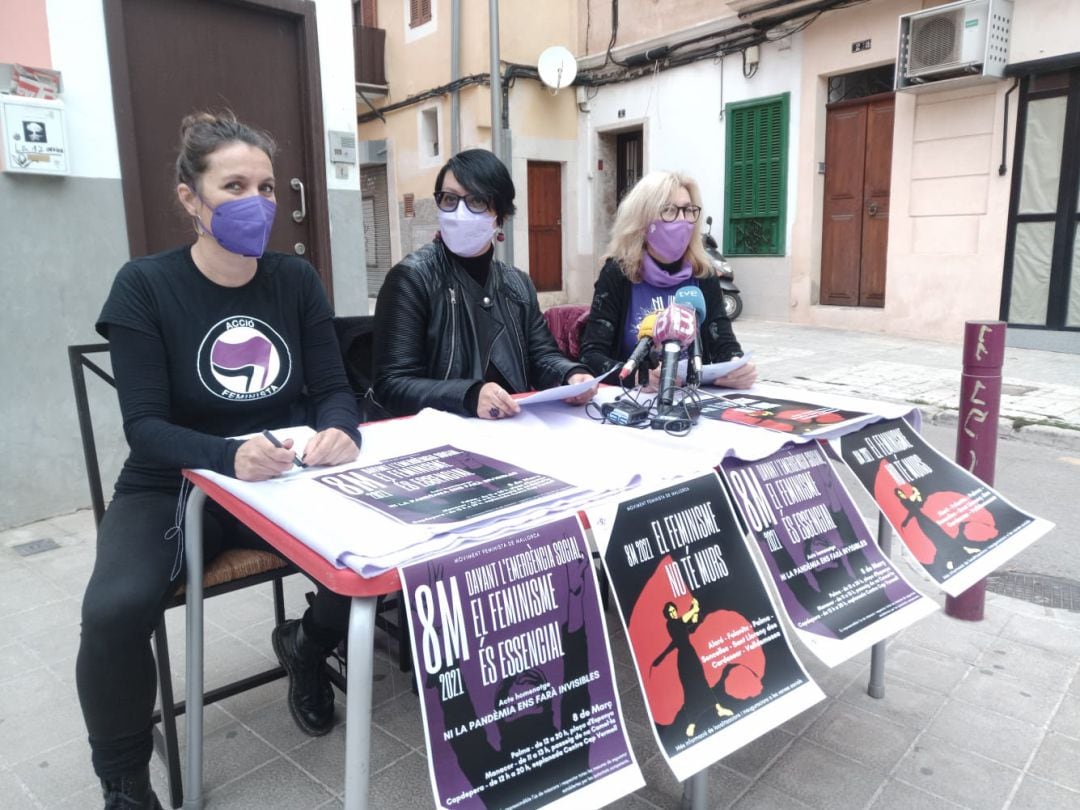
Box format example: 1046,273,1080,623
0,0,52,67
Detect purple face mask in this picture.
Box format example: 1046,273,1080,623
645,218,695,263
196,193,277,258
438,205,497,257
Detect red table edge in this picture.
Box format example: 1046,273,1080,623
183,470,401,597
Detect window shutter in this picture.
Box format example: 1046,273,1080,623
410,0,431,27
724,94,789,256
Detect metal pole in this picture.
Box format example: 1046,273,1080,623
681,769,709,809
945,320,1006,621
183,486,207,810
450,0,461,155
867,512,892,698
488,0,502,162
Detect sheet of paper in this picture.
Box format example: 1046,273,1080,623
516,365,617,406
677,351,753,385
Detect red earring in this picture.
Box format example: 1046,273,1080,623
496,230,506,242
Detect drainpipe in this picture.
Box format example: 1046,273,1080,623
488,0,503,162
451,0,461,155
488,0,514,264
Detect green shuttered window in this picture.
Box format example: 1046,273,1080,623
724,93,789,256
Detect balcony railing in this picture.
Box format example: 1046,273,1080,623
355,25,387,91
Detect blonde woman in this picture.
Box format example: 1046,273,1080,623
579,171,756,389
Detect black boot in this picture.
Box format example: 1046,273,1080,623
101,767,163,810
272,618,335,736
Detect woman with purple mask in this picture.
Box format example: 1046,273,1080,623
580,171,757,390
374,149,594,419
78,112,361,809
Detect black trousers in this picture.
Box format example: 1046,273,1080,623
76,490,350,780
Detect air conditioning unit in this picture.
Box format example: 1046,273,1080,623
896,0,1012,92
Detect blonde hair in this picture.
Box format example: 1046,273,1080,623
605,171,713,283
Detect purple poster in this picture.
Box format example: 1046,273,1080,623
720,444,937,667
314,445,572,525
833,418,1055,597
399,515,643,810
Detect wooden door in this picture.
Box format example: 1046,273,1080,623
616,129,643,202
820,96,894,307
104,0,333,294
527,161,562,292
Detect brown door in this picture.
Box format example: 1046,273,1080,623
105,0,333,295
527,161,562,292
820,95,894,307
616,129,643,202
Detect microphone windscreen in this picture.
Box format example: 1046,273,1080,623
674,286,707,325
653,303,697,347
636,311,659,340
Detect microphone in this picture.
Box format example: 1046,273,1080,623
619,312,660,380
674,287,707,387
652,303,697,407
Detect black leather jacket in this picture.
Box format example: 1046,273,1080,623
373,241,587,417
579,258,744,377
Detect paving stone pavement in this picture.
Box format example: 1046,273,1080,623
4,317,1078,808
2,505,1078,809
734,319,1080,451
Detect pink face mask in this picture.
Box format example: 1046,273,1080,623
645,219,694,263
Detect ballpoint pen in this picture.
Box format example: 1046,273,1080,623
261,429,307,468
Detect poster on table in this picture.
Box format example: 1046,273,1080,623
831,418,1055,597
719,443,938,667
587,473,824,781
698,393,872,437
399,514,644,810
314,445,573,525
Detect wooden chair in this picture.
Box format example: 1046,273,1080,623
68,343,295,809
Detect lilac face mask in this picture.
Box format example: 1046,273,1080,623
195,193,277,258
438,205,497,257
645,218,695,263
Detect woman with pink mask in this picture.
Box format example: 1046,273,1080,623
374,149,594,419
580,171,757,390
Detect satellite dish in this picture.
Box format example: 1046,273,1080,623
537,45,578,92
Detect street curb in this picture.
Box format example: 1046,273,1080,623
924,408,1080,452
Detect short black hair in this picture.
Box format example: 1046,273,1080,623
435,149,516,224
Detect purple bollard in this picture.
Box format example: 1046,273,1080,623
945,321,1006,621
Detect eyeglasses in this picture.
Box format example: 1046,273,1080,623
659,204,702,223
434,190,491,214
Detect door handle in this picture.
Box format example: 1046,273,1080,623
867,201,879,217
290,178,307,223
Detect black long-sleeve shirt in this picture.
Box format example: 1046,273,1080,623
97,246,360,494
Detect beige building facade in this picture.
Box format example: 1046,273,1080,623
357,0,584,304
359,0,1080,352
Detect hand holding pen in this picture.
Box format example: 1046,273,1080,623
233,430,304,482
261,430,307,468
234,428,360,482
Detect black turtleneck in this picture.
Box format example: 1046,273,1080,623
451,245,513,414
456,246,494,288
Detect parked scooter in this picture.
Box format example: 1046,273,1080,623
702,215,742,320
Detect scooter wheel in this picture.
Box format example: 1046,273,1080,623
724,292,743,320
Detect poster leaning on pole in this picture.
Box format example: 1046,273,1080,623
587,472,824,781
719,443,938,668
831,417,1054,597
399,514,644,810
